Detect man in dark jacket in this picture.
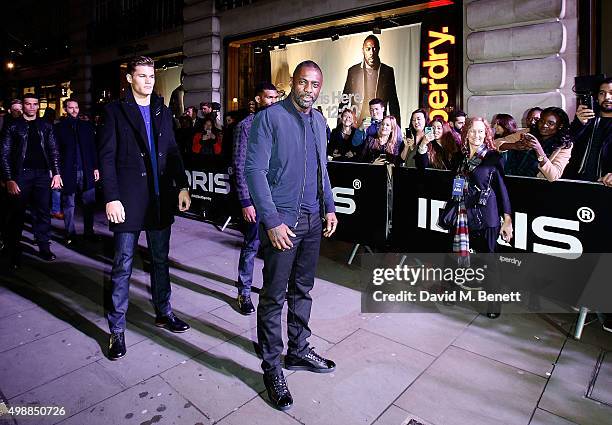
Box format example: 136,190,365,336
232,82,278,315
246,61,338,411
564,77,612,186
1,93,63,268
55,98,99,244
98,56,191,360
340,35,401,126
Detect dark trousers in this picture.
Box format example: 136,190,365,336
257,212,322,375
106,226,173,333
62,170,95,236
237,215,260,296
6,169,52,256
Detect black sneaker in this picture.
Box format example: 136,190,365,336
285,348,336,373
108,332,126,360
155,312,190,333
237,294,255,315
263,371,293,411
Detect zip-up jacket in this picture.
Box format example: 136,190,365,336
245,97,335,230
233,113,255,207
564,116,612,180
0,118,61,181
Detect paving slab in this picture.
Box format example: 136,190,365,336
529,409,579,425
8,362,125,425
453,313,566,377
373,405,436,425
160,334,265,423
284,329,434,425
538,339,612,425
57,375,209,425
0,327,103,399
216,395,300,425
0,307,72,353
363,310,476,356
395,345,547,425
0,286,38,319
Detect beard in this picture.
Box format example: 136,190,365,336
600,101,612,113
293,92,315,109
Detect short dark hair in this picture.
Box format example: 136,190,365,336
600,77,612,89
127,56,154,75
363,35,380,49
293,60,322,78
23,93,39,101
10,99,22,106
62,98,78,109
452,110,467,120
527,106,543,115
369,98,384,107
255,82,277,95
200,102,212,108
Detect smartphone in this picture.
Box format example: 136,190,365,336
424,126,433,136
378,153,388,162
578,94,594,110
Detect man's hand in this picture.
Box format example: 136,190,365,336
6,180,20,195
178,189,191,212
242,206,256,223
576,104,596,125
323,213,338,238
94,169,100,182
106,200,126,224
500,214,513,243
267,224,295,251
51,175,63,190
599,173,612,187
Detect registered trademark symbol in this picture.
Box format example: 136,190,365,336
576,207,595,223
353,179,361,189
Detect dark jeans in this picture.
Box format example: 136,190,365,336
257,212,322,375
6,169,52,256
237,215,260,296
62,170,95,236
106,227,173,333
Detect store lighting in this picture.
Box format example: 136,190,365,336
6,61,15,70
254,46,263,54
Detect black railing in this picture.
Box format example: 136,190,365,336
88,0,183,49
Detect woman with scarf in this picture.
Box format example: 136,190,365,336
449,117,513,318
496,107,573,182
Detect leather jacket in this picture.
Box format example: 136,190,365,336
0,118,61,181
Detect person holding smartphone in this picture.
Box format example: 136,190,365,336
359,115,401,164
401,109,430,165
192,117,221,155
414,118,459,170
563,77,612,186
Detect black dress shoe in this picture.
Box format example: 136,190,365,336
285,348,336,373
39,247,56,261
237,294,255,315
108,332,126,360
263,371,293,411
155,312,190,333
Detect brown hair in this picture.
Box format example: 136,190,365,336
374,116,399,154
62,98,78,109
127,56,154,75
460,117,495,153
427,117,459,169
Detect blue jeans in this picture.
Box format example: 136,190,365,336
62,170,95,236
106,227,173,333
51,189,61,214
237,215,260,296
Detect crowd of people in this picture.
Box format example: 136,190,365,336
1,54,611,411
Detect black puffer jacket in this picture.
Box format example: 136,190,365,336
0,118,61,181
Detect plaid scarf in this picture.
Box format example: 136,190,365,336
452,145,489,266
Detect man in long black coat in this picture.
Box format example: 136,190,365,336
98,56,191,360
55,98,99,243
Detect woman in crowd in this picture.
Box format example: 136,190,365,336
401,108,429,165
360,115,401,164
448,117,513,318
328,108,359,161
496,107,573,182
192,117,222,155
491,113,518,140
414,118,459,170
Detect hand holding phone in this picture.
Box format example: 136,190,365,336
424,126,434,143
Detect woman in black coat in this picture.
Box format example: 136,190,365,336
449,117,513,318
328,109,359,161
